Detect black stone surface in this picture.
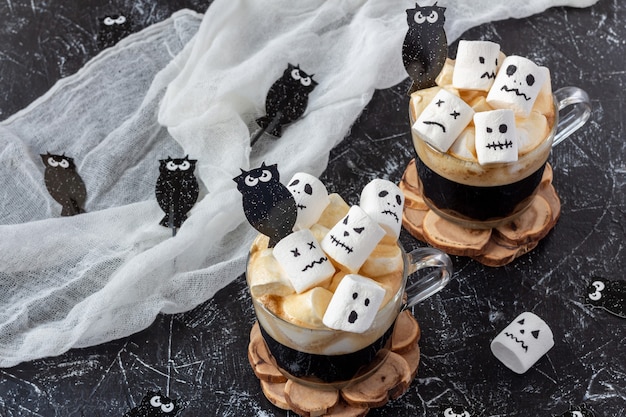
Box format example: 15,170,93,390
1,1,624,416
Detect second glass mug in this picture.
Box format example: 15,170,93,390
410,86,592,229
247,243,453,389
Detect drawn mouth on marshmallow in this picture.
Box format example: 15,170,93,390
500,85,531,101
328,234,354,254
504,332,529,352
422,121,446,133
481,71,496,80
301,256,329,272
381,209,399,223
296,203,307,210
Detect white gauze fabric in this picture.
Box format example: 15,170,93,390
0,0,598,367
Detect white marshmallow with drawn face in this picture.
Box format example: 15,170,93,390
490,311,554,374
321,205,385,273
452,40,501,91
487,55,548,116
287,172,330,230
473,109,518,165
322,274,386,333
359,179,405,239
273,229,335,294
412,89,475,153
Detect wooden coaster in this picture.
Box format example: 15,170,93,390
399,159,561,267
248,310,421,416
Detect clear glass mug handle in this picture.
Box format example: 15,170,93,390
403,247,453,310
552,86,592,147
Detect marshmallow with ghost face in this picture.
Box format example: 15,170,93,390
412,89,475,153
321,205,385,273
490,311,554,374
452,40,501,91
287,172,330,230
359,179,405,239
487,55,548,116
273,229,335,293
322,274,386,333
473,109,518,164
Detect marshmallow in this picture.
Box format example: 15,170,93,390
273,229,335,294
359,179,405,239
321,206,385,273
452,40,501,91
317,193,350,229
412,89,475,153
247,246,295,298
322,274,386,333
490,312,554,374
473,109,518,164
487,55,548,116
281,287,334,328
287,172,330,230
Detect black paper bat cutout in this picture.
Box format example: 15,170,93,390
155,156,199,236
402,2,448,95
41,152,87,216
585,277,626,319
234,162,297,247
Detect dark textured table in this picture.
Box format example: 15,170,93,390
1,1,624,416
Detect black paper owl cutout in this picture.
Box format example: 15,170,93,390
98,14,133,49
234,162,297,247
438,403,482,417
41,152,87,216
402,2,448,95
255,63,318,139
123,391,180,417
155,156,199,233
553,403,595,417
585,277,626,319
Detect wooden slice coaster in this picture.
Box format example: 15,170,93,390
399,159,561,267
248,312,421,416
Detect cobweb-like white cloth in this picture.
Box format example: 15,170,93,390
0,0,597,367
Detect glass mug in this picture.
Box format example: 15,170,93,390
410,86,591,229
247,244,453,390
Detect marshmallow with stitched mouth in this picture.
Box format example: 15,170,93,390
487,55,548,117
473,109,518,164
359,179,405,239
490,311,554,374
274,229,336,293
412,88,475,153
287,172,330,230
452,40,501,91
321,205,385,273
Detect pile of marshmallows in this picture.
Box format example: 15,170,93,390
270,173,405,334
413,40,549,165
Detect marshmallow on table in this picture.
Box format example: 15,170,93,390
473,109,518,164
321,205,385,273
359,179,405,239
490,312,554,374
452,40,501,91
322,274,386,333
287,172,330,230
273,229,335,294
487,55,548,116
412,89,475,153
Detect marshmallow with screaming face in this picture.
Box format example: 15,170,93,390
452,40,501,91
321,205,385,273
322,274,386,333
287,172,330,230
490,312,554,374
359,179,405,239
474,109,518,164
487,55,548,116
273,229,335,293
412,89,475,153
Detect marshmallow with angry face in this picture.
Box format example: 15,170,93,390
452,40,501,91
287,172,330,230
322,274,386,333
412,89,475,153
273,229,335,293
487,55,548,116
490,311,554,374
474,109,518,164
359,179,405,239
321,205,385,273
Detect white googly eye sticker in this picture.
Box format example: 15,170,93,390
300,76,312,87
161,403,175,413
115,15,126,24
244,175,258,187
414,11,426,24
47,157,59,167
179,160,191,171
588,290,602,301
426,10,439,23
166,161,177,171
592,280,605,291
259,169,272,182
291,69,301,80
58,159,70,169
150,396,162,407
103,17,115,25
